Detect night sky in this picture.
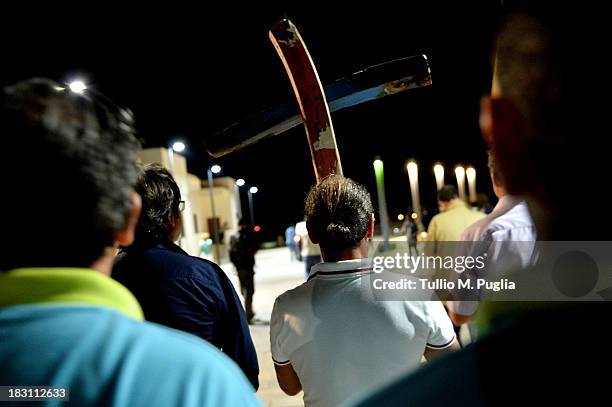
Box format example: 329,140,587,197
1,2,501,240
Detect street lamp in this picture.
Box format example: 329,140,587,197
406,160,421,218
373,158,390,245
236,178,245,187
248,186,258,225
433,163,445,191
466,166,477,204
455,165,467,202
207,165,222,263
68,80,87,94
172,141,186,153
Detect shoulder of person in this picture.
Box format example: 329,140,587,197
117,317,260,406
272,282,312,312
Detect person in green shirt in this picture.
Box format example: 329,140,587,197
427,185,485,256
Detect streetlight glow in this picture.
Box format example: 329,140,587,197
398,214,405,221
455,165,465,179
68,80,87,94
172,141,186,153
249,186,258,194
466,166,477,203
236,178,245,187
466,167,476,182
455,165,467,201
373,159,384,172
433,163,445,191
211,164,222,174
406,161,418,180
406,160,421,219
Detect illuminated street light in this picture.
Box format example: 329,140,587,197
398,214,405,221
373,157,390,244
433,163,445,191
207,165,222,262
466,166,477,203
68,80,87,94
236,178,245,187
248,186,258,225
455,165,467,201
172,141,186,153
406,160,421,219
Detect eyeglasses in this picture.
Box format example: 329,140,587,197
178,200,186,212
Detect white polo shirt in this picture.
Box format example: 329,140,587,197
270,259,455,407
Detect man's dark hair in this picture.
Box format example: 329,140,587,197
132,163,182,245
437,185,459,203
0,78,140,270
305,175,373,251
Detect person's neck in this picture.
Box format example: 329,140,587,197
444,199,464,210
89,246,117,276
321,240,368,262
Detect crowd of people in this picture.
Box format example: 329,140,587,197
1,2,609,406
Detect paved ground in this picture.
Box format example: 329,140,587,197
220,247,305,407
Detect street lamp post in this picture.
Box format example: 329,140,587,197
466,166,477,204
455,165,467,202
406,160,421,217
433,163,445,191
373,158,390,245
208,165,222,263
248,186,258,226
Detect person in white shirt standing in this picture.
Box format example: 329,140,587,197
295,219,322,280
270,175,459,407
448,150,536,327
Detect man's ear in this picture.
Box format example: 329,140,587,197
482,96,532,196
115,192,141,247
367,213,375,239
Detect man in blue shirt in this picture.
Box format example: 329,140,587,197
0,78,261,407
113,164,259,388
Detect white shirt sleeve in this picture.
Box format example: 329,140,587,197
425,301,456,349
270,297,291,365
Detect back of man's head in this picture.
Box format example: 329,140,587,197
492,2,607,235
133,163,181,245
437,185,459,203
305,175,373,252
0,78,140,270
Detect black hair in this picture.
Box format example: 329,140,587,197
0,78,140,270
132,163,182,245
437,185,459,202
305,175,373,252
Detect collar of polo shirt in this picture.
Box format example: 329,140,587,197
308,258,373,280
0,268,144,320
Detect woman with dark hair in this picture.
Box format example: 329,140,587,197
113,163,259,389
270,175,458,407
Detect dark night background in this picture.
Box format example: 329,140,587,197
1,2,501,241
